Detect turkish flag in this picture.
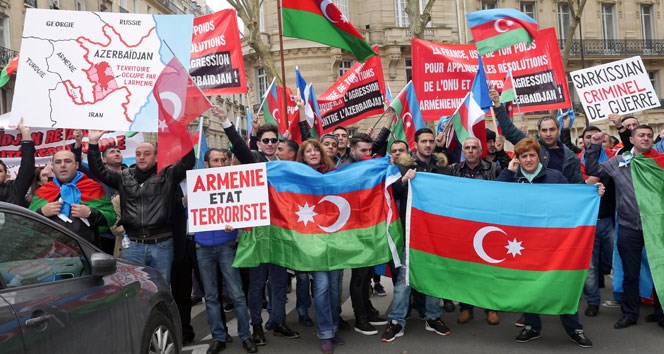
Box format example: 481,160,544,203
154,57,211,173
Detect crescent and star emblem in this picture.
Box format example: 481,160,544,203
402,112,413,128
473,226,525,264
159,92,182,119
494,19,514,33
295,195,351,233
271,108,281,122
320,0,338,23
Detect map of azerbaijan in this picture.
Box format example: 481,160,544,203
12,9,194,132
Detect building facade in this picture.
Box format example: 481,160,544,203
244,0,664,143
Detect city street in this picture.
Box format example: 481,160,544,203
183,271,663,353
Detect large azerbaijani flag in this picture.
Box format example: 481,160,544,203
466,8,538,55
407,174,600,315
631,152,664,300
388,81,425,151
282,0,377,62
233,157,403,271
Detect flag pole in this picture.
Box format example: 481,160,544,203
373,81,410,130
370,108,390,130
277,0,289,130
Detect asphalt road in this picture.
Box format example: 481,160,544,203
183,271,663,353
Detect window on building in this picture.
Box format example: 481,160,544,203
649,71,659,96
339,60,353,77
405,58,412,82
347,127,358,137
256,68,268,101
601,3,616,41
259,3,266,32
641,5,655,42
481,1,497,10
333,0,349,18
133,0,138,13
395,0,426,28
119,0,127,12
520,2,536,21
557,3,571,42
147,5,152,14
0,17,8,49
77,0,85,11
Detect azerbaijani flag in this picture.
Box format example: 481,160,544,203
0,55,19,88
466,8,538,55
407,173,599,315
631,152,664,300
499,69,516,103
388,81,425,151
194,118,208,170
259,78,287,134
450,57,491,156
233,157,403,271
282,0,377,62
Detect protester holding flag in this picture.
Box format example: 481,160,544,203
87,130,194,282
584,125,664,330
496,138,596,348
0,118,35,206
381,128,451,343
214,106,301,344
293,139,343,354
30,149,116,243
490,88,583,184
484,129,511,171
608,114,664,154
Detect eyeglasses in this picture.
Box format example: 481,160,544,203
261,138,278,145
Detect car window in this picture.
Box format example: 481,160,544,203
0,211,90,288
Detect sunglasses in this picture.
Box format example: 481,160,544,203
261,138,278,144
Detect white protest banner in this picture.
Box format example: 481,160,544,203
12,9,193,132
570,56,660,122
0,129,143,178
186,163,270,232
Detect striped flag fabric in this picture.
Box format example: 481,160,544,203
293,66,324,141
499,69,516,103
260,78,286,133
450,57,491,156
282,0,377,62
407,173,600,314
631,152,664,300
388,81,425,151
467,8,538,55
233,157,403,271
194,118,208,169
0,55,19,88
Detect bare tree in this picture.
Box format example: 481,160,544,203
561,0,588,67
227,0,282,83
405,0,437,39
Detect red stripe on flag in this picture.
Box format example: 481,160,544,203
282,0,364,39
269,184,397,234
409,208,594,271
283,0,321,14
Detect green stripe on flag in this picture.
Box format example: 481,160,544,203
283,9,375,62
475,28,531,55
233,220,403,271
409,249,586,315
631,156,664,300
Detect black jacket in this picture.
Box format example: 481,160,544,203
225,124,271,163
451,159,500,180
0,140,35,207
494,104,583,184
496,167,568,184
87,143,194,238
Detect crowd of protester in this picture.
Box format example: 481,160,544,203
1,91,663,354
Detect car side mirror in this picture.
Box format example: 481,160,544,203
90,252,116,277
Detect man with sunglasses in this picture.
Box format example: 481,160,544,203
213,106,300,347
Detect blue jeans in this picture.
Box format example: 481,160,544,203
196,242,251,342
388,261,442,328
121,237,174,283
248,263,288,325
524,312,582,336
296,272,312,316
313,270,342,339
584,217,613,306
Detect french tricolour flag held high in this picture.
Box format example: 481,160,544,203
467,8,538,55
233,157,403,271
406,174,600,315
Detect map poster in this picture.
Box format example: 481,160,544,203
570,56,660,122
12,9,193,132
191,10,247,95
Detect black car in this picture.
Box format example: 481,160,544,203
0,202,182,353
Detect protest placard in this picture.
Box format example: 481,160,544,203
0,129,143,177
570,56,660,122
191,10,247,95
413,28,569,120
186,163,270,232
318,48,386,132
12,9,193,132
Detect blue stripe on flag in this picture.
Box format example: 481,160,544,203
466,8,538,27
410,173,600,228
267,157,400,195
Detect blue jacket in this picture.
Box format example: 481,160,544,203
194,229,238,247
